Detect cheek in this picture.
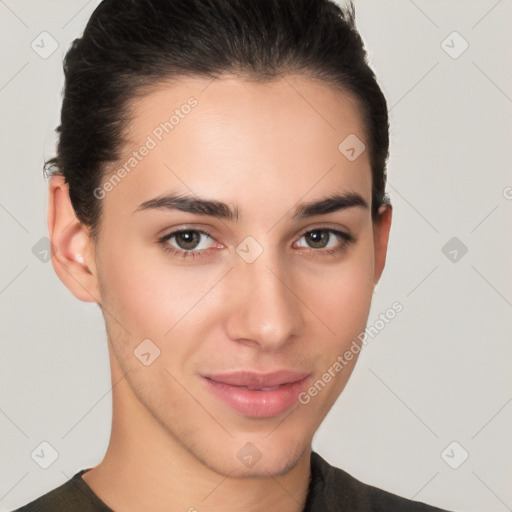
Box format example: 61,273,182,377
299,253,375,416
98,237,206,338
98,226,375,354
310,244,375,339
97,237,234,372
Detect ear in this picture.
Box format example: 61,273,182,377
372,203,392,285
47,174,101,303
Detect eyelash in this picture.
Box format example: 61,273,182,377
157,227,355,260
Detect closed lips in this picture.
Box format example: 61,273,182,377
204,370,310,388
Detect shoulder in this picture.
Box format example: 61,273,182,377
308,451,457,512
10,469,111,512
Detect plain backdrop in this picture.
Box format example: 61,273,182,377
1,1,511,511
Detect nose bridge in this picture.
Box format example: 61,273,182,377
226,243,303,349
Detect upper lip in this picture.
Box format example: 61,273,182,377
204,370,310,388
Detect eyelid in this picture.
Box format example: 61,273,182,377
297,222,350,237
159,223,350,242
160,227,220,249
293,226,354,251
158,224,354,258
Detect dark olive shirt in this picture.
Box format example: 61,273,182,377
12,451,456,511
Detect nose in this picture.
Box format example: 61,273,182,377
225,248,305,351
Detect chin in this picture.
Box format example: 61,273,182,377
196,435,309,478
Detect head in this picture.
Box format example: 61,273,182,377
48,0,392,477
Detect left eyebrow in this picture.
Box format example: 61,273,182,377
132,191,368,220
292,192,368,219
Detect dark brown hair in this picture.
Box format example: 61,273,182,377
45,0,390,242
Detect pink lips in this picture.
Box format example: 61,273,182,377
202,370,310,418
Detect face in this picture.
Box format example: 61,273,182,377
53,74,391,478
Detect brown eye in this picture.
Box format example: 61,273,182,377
174,230,202,250
295,228,355,256
160,229,216,255
304,230,331,249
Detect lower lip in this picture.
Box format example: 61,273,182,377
203,377,309,418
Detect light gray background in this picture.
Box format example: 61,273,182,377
1,1,511,511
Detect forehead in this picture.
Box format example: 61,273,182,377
124,74,367,153
102,74,372,223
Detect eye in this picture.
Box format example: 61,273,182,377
158,229,217,259
158,226,354,260
294,228,354,255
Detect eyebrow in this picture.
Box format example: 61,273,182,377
133,191,368,220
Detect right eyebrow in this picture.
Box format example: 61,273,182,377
133,193,240,221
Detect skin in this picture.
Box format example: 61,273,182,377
48,74,392,512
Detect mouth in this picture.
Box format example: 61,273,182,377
202,370,310,418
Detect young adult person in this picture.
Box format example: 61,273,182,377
13,0,456,510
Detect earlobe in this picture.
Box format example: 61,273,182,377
373,203,392,286
47,175,101,303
